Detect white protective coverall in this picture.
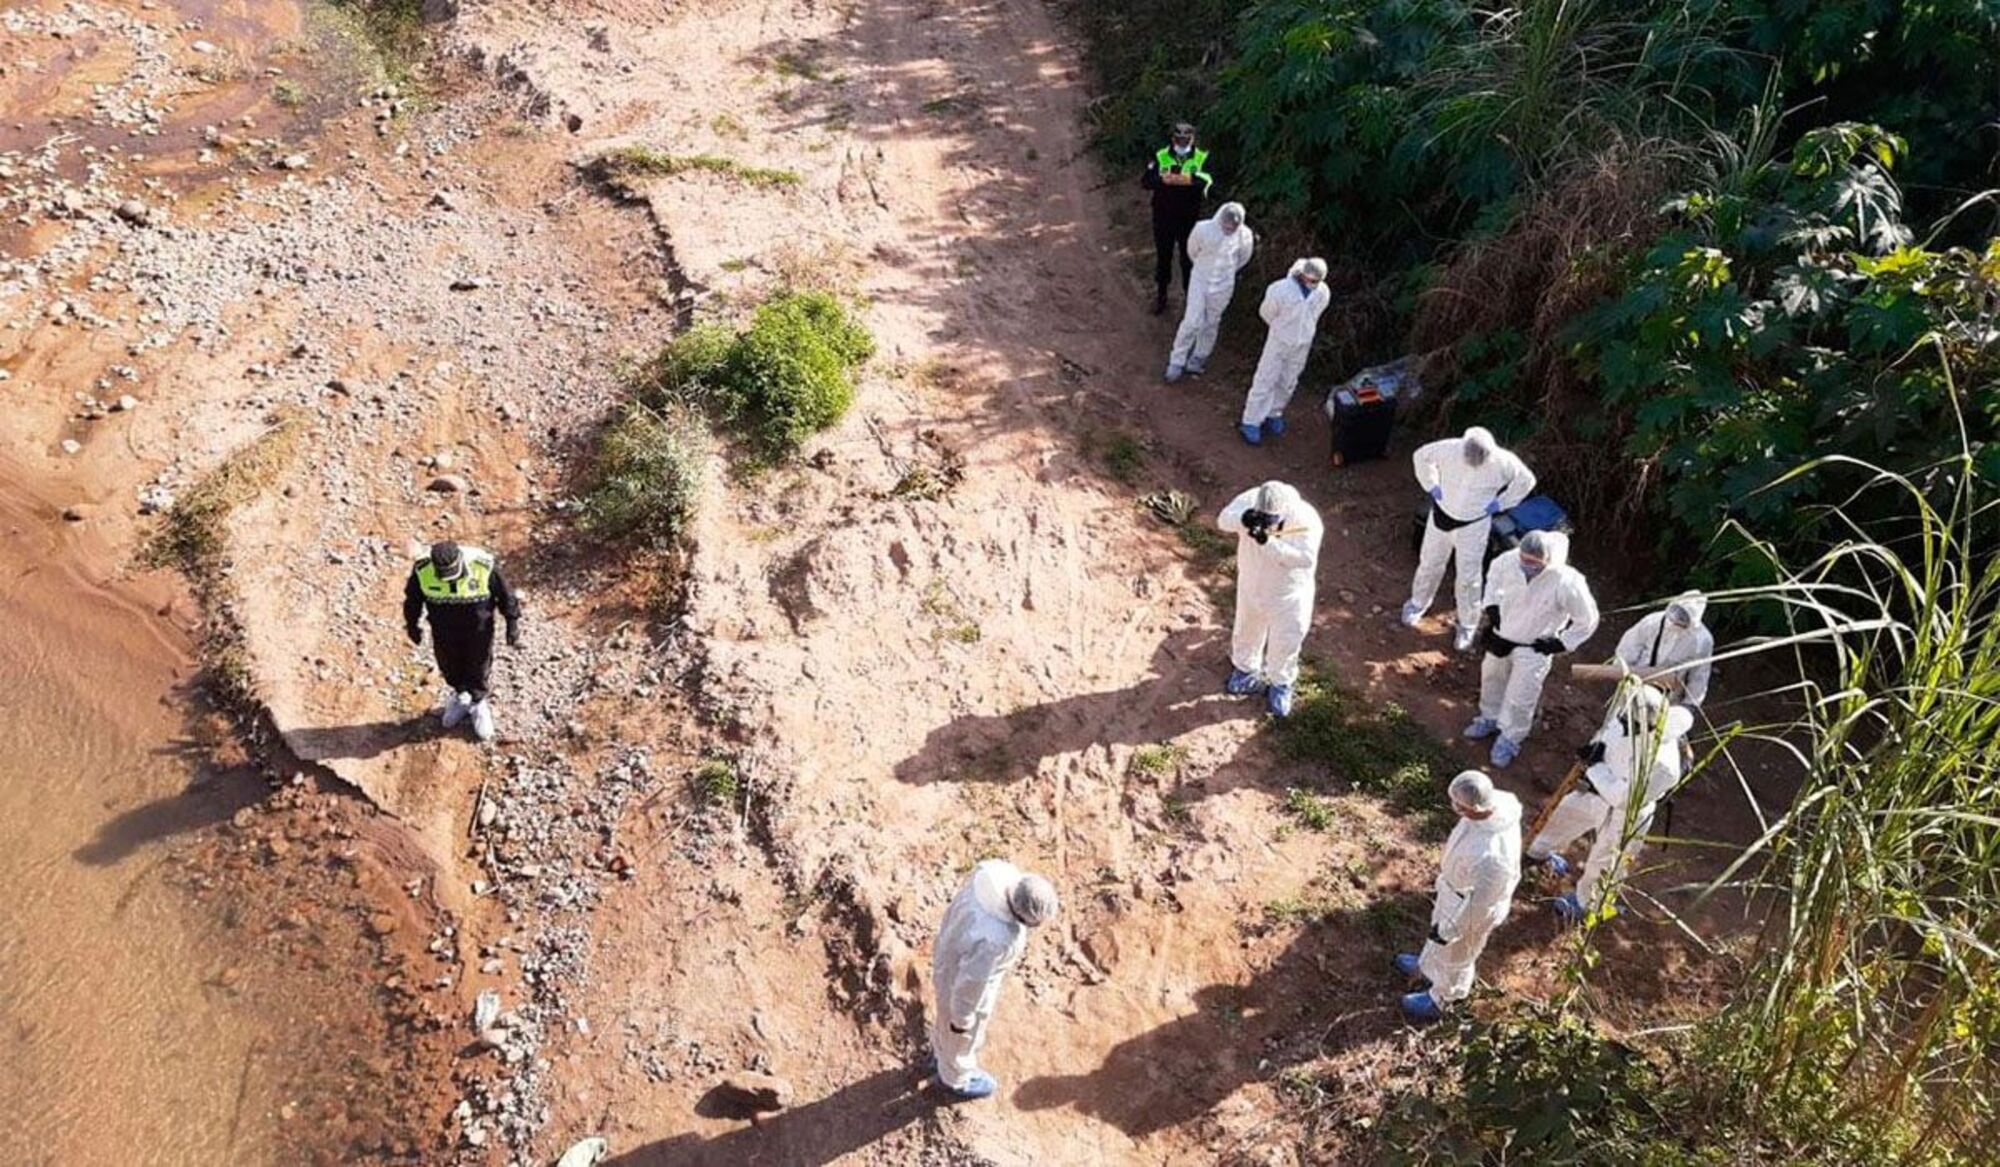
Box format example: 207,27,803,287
1478,534,1600,742
1529,693,1694,908
1168,208,1255,374
1418,789,1523,1002
1614,591,1714,708
1407,434,1537,631
1241,263,1331,427
931,860,1030,1090
1218,482,1325,687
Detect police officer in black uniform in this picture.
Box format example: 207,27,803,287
1142,121,1215,315
404,540,520,741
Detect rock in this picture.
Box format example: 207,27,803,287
430,449,457,471
61,504,91,522
116,199,153,226
428,190,457,211
473,989,502,1032
713,1072,794,1114
449,276,486,291
556,1138,609,1167
278,153,310,171
112,395,139,412
367,912,399,937
60,439,82,456
191,39,218,54
427,474,470,494
326,377,354,396
138,486,175,514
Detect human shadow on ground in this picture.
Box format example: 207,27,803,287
1014,893,1429,1139
284,714,448,762
72,762,265,866
601,1064,938,1167
892,624,1247,786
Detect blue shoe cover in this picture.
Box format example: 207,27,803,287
939,1071,998,1100
1462,717,1499,740
1225,668,1264,696
1553,892,1585,923
1239,423,1263,446
1262,416,1286,437
1401,991,1444,1023
1490,736,1522,767
1266,684,1295,717
1392,952,1423,979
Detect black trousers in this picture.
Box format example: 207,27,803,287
1153,214,1196,294
434,632,495,702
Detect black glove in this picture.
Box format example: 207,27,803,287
949,1023,971,1035
1533,636,1568,655
1250,527,1270,545
1483,606,1501,630
1242,509,1274,533
406,623,422,646
506,625,521,649
1427,924,1450,946
1577,740,1607,766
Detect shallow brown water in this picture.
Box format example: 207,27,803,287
0,480,278,1164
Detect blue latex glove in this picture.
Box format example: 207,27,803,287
1428,485,1444,503
1484,498,1502,516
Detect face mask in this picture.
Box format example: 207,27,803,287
1172,143,1192,158
1521,559,1545,582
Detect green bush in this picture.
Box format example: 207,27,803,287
1275,663,1454,836
638,291,874,457
580,402,709,547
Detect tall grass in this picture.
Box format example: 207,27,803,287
1698,449,2000,1154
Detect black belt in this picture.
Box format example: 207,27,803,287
1481,625,1526,658
1429,500,1482,533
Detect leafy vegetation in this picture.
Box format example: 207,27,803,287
692,758,741,809
633,291,874,458
1129,742,1186,779
1281,786,1337,831
580,402,710,548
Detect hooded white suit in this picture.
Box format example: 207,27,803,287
1407,433,1536,631
1218,482,1324,687
1529,689,1695,908
1478,533,1600,742
1614,591,1714,708
1241,262,1330,427
1419,789,1523,1002
1168,208,1254,374
930,860,1031,1090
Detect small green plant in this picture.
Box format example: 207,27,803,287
636,291,874,458
272,78,308,107
1097,432,1145,484
594,146,801,191
317,0,428,86
1277,664,1455,836
1282,787,1337,831
692,759,740,808
919,581,981,644
710,112,749,139
579,402,710,548
921,93,980,116
1130,743,1186,779
718,257,752,273
1264,895,1338,926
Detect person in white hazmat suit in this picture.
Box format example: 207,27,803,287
929,859,1059,1100
1402,427,1537,652
1392,770,1522,1023
1217,481,1325,718
1465,530,1599,768
1525,683,1694,921
1613,590,1714,710
1164,202,1254,383
1238,258,1330,446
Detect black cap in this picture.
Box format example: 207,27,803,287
430,540,464,578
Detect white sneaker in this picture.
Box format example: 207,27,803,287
471,700,496,742
1400,601,1425,628
440,691,471,728
1452,624,1478,653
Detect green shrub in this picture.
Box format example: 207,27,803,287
692,758,741,808
638,291,874,458
580,402,709,547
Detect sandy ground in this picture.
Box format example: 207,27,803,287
2,1,1771,1163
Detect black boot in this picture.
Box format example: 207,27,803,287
1151,287,1167,316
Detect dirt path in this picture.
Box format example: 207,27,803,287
446,1,1700,1163
3,0,1761,1162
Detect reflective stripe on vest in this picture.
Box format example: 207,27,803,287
1155,146,1213,193
416,548,495,604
